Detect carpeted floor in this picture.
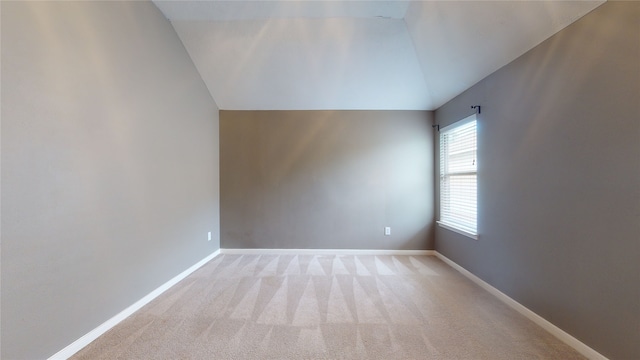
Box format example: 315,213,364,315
72,254,585,359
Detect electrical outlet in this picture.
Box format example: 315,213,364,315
208,232,212,241
384,227,391,236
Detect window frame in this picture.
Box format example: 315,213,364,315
437,114,478,240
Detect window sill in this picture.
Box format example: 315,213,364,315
437,221,478,240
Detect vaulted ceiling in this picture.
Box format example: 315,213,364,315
153,1,605,111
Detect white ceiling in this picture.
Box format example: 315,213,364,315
153,0,605,110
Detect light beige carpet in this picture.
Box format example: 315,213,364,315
72,254,585,359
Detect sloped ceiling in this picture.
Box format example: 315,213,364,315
153,1,605,110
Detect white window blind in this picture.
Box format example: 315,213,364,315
439,115,477,237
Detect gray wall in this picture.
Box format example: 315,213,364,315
1,2,220,359
221,110,434,250
434,2,639,359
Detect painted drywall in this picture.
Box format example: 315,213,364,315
1,2,219,359
404,0,604,109
171,18,430,110
221,110,434,250
162,1,603,111
434,2,639,359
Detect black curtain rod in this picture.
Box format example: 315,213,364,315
433,104,481,132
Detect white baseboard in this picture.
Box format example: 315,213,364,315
434,252,608,360
48,250,221,360
220,248,435,256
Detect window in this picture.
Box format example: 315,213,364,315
438,115,477,239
